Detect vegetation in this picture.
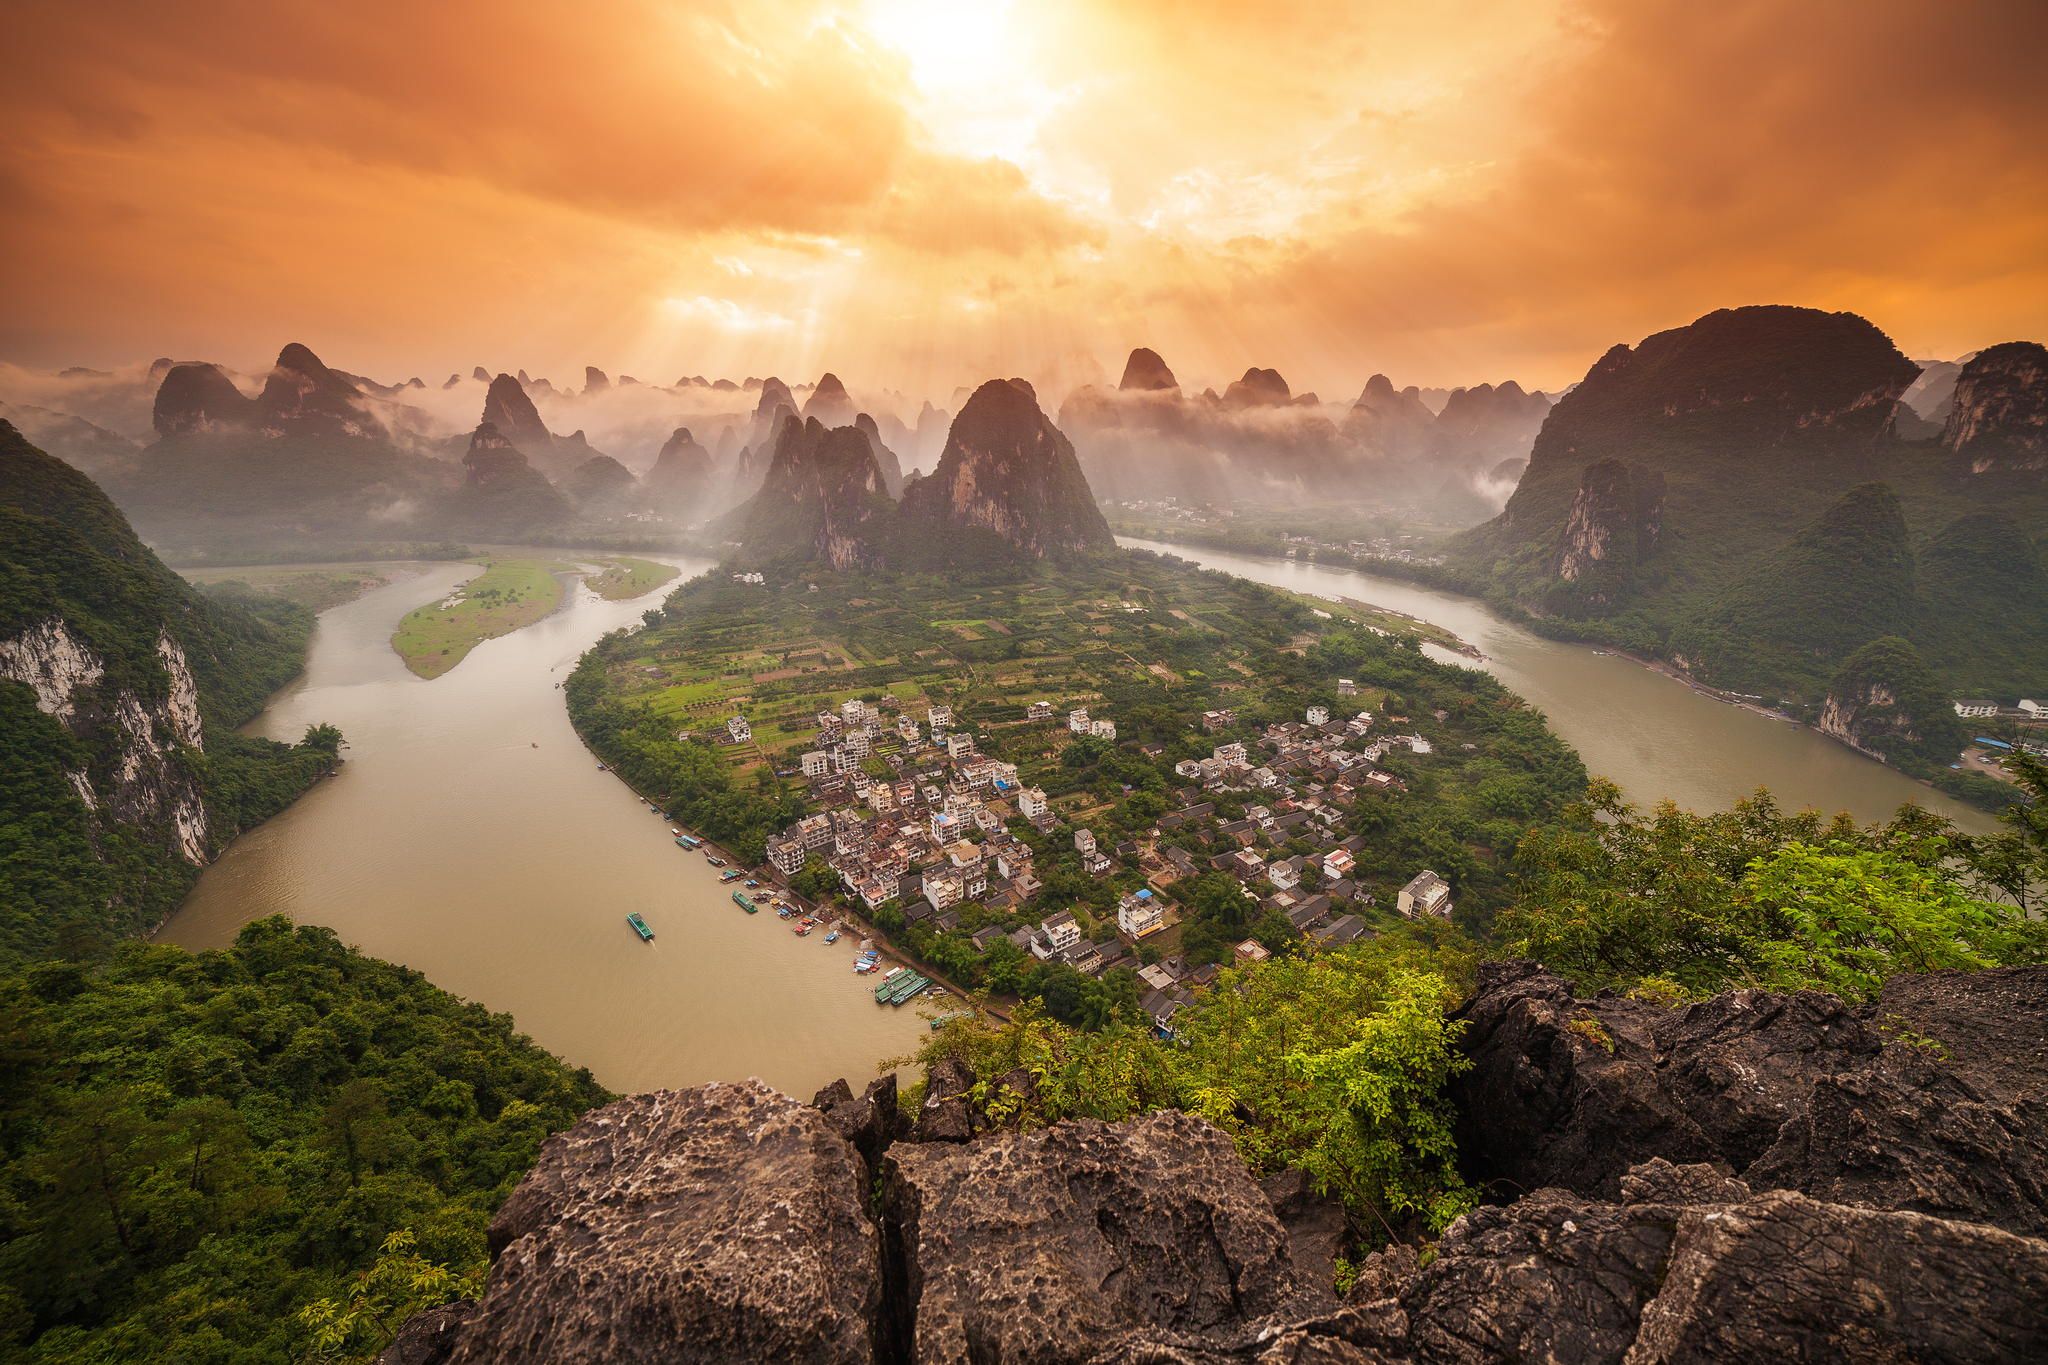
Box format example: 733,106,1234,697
0,918,609,1363
1,426,341,958
569,550,1587,1012
389,558,568,679
583,556,680,602
180,564,405,614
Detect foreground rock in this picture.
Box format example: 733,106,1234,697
1449,961,2048,1238
884,1110,1306,1362
434,1081,881,1364
1350,1161,2048,1364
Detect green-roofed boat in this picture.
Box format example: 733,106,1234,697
626,912,654,942
732,891,756,913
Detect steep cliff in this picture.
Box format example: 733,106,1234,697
1817,635,1967,767
0,421,335,958
449,422,572,537
854,412,906,497
724,417,895,569
388,962,2048,1364
1547,459,1665,612
896,378,1114,563
1943,339,2048,474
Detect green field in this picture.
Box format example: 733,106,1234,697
392,558,568,678
586,555,682,601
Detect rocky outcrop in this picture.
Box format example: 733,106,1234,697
1350,1164,2048,1364
1222,367,1293,408
803,372,856,427
725,417,895,569
451,423,571,534
564,453,637,511
1942,340,2048,473
582,365,610,396
885,1111,1308,1361
442,1082,881,1364
480,374,562,470
152,362,257,437
255,342,380,440
392,964,2048,1363
1449,961,2048,1239
644,426,714,515
896,379,1115,562
0,618,210,862
1816,635,1964,766
853,413,906,497
1119,347,1179,392
1552,459,1664,607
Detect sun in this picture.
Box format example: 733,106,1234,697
855,0,1053,166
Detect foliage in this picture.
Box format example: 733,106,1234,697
297,1230,481,1365
1497,779,2047,999
0,917,607,1362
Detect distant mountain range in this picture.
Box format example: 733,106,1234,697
1059,349,1552,518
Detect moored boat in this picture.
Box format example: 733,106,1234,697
732,891,756,913
719,869,744,883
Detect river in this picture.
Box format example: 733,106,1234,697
159,556,927,1097
1121,538,1997,834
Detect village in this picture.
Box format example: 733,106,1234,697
749,688,1456,1037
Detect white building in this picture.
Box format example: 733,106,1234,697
927,703,953,728
1397,870,1453,918
1117,889,1166,939
1018,787,1049,820
1214,741,1247,765
1089,718,1117,741
841,697,869,726
842,729,871,759
946,732,977,760
1074,828,1097,856
1954,699,1999,719
1337,679,1358,697
1068,707,1091,734
1307,705,1330,726
726,715,752,743
800,751,829,778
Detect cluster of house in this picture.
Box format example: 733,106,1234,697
750,693,1455,1039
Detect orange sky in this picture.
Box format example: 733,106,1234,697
3,0,2044,398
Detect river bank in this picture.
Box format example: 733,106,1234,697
159,553,929,1096
1119,535,2000,833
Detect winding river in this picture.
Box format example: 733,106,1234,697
1121,538,1998,834
159,557,927,1096
161,540,1997,1095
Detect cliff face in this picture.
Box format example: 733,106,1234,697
480,373,566,473
1550,459,1665,611
152,361,257,437
1815,635,1966,767
726,417,896,569
1943,340,2048,474
896,379,1114,562
388,962,2048,1364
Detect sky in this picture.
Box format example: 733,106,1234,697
2,0,2045,400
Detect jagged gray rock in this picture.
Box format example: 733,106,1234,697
441,1081,881,1364
883,1110,1306,1362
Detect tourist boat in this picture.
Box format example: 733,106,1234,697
878,971,929,1005
706,855,727,867
674,834,701,849
793,921,813,936
930,1010,968,1030
732,891,756,913
626,912,654,942
744,879,760,888
823,924,842,944
719,869,743,883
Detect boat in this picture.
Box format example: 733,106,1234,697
675,833,702,849
597,763,607,771
626,912,654,942
930,1010,969,1030
878,971,930,1005
776,904,795,919
706,855,727,868
793,921,813,936
719,869,743,883
823,924,842,944
744,878,760,888
732,891,756,913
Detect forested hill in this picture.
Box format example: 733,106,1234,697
0,419,339,960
